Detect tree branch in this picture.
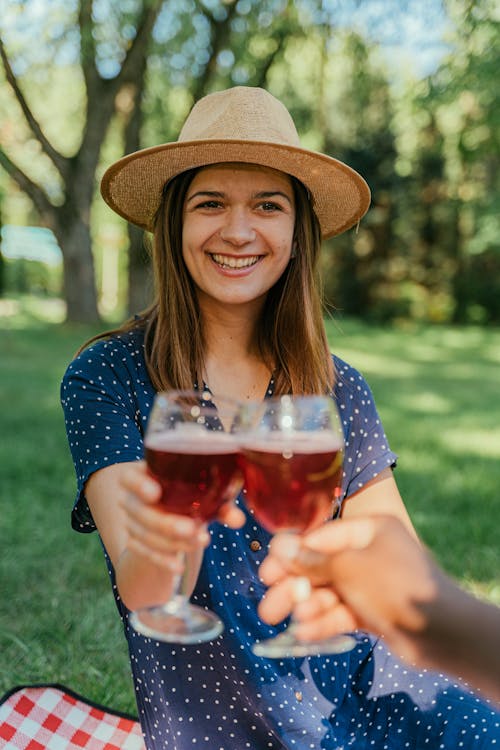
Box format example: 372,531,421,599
118,0,164,87
253,5,298,89
190,0,239,103
78,0,162,168
0,36,68,178
0,147,56,228
78,0,99,97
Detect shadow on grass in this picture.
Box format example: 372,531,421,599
1,309,499,707
0,311,135,711
328,317,500,598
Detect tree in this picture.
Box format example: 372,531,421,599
0,0,162,322
0,0,311,322
407,0,500,323
0,191,4,297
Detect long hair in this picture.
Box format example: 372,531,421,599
79,167,334,395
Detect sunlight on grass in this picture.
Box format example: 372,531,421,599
0,295,66,326
400,391,453,415
1,306,499,710
441,429,500,459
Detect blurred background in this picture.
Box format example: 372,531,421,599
1,0,499,325
1,0,499,711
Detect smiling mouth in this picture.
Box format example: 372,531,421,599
210,253,261,270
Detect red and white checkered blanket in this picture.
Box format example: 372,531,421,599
0,684,145,749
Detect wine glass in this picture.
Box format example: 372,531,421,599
129,390,242,643
237,394,356,658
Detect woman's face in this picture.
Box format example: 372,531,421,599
182,163,295,312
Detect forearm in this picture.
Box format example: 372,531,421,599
341,470,418,538
410,572,500,704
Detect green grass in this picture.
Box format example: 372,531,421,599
326,315,500,595
1,298,499,713
0,299,135,712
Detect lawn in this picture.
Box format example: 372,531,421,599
1,298,499,714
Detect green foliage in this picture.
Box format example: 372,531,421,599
0,197,3,296
1,0,499,323
3,257,62,296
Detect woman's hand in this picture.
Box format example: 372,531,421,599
120,461,246,573
85,459,246,610
120,461,209,572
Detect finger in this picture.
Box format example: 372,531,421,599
126,518,207,559
294,602,358,642
258,577,299,624
221,472,244,503
124,497,209,553
259,554,288,585
304,518,377,554
217,501,246,528
124,494,197,536
293,587,340,622
269,533,301,561
268,534,333,584
120,462,162,505
126,536,185,572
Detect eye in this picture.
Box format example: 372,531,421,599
259,201,283,212
196,200,222,209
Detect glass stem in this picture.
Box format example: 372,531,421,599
165,551,191,612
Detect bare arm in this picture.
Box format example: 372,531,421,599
340,467,417,536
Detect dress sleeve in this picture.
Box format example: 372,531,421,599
60,337,145,533
333,357,398,502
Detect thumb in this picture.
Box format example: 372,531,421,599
303,518,376,555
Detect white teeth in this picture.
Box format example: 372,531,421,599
211,254,260,269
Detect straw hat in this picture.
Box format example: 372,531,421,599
101,86,370,239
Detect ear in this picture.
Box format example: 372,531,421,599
290,241,297,258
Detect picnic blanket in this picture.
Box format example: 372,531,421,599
0,684,145,749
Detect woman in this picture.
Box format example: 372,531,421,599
61,86,499,748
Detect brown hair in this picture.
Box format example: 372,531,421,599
79,167,334,395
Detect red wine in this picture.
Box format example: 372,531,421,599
238,435,343,533
145,431,240,521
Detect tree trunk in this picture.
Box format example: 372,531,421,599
0,1,163,324
127,224,153,315
450,200,468,324
55,214,99,323
0,198,4,296
122,64,152,316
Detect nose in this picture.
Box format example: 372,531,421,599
219,208,256,246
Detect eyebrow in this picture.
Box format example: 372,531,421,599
186,190,293,205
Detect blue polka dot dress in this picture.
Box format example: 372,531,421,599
60,329,500,749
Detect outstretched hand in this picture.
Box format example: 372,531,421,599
258,516,439,663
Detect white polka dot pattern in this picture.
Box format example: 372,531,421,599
61,330,500,748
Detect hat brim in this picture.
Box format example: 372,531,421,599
100,139,371,239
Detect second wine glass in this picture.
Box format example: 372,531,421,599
237,394,356,658
129,390,242,643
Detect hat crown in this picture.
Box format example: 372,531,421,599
178,86,301,147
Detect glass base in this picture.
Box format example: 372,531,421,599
129,597,224,644
253,627,356,658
